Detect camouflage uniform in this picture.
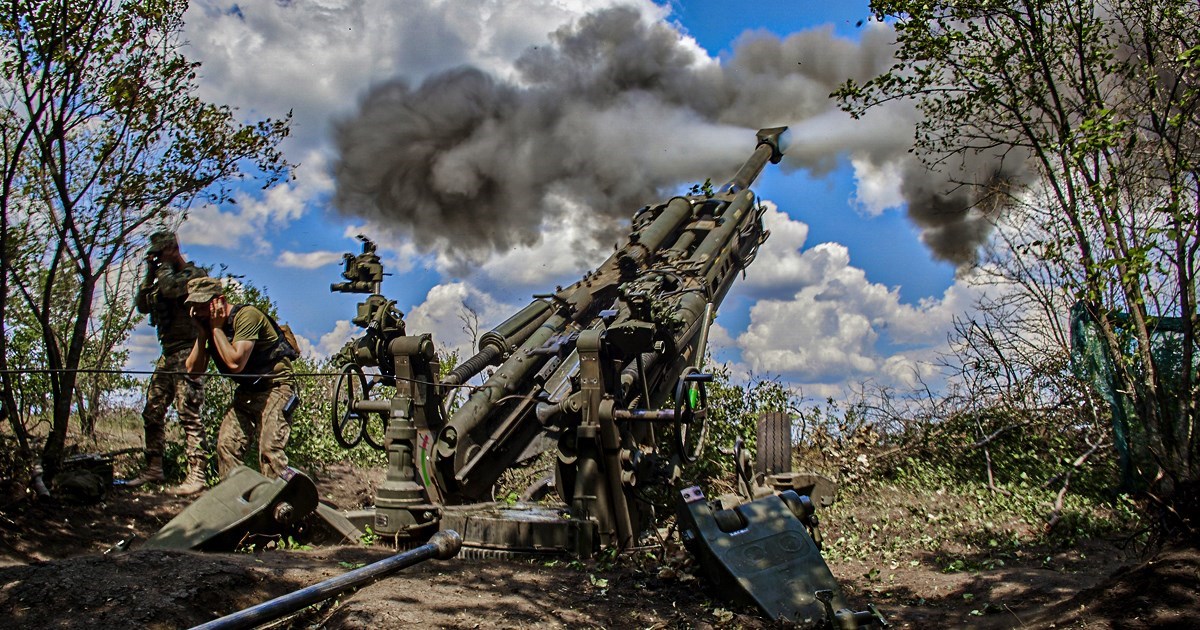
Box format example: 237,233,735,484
184,279,298,480
140,348,206,471
217,380,296,480
134,233,208,488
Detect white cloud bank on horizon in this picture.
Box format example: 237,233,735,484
728,205,985,396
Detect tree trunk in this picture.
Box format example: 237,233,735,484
41,271,97,481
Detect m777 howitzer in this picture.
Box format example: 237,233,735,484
328,128,886,626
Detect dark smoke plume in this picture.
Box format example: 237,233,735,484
333,5,1026,266
896,147,1034,266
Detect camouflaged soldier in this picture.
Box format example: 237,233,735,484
184,277,300,480
131,231,209,494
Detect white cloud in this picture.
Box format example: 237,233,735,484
741,203,817,295
706,321,736,356
405,282,518,358
292,331,317,359
732,207,986,391
178,203,257,248
313,280,528,365
477,196,608,289
183,0,666,155
123,326,164,373
739,295,879,381
316,319,359,358
849,155,905,216
277,250,343,269
180,149,333,253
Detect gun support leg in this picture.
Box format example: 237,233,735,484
574,329,639,549
374,397,435,537
598,401,637,548
570,426,607,547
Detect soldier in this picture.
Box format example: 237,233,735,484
184,277,300,479
131,231,209,494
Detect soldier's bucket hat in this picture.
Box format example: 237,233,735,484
185,277,225,305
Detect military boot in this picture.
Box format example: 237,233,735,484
127,454,165,487
169,457,208,496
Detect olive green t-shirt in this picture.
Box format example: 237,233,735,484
224,305,294,383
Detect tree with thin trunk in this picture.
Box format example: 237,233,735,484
0,0,291,480
837,0,1198,526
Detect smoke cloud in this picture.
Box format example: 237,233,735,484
332,5,1028,267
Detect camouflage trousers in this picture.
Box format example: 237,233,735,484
141,347,206,465
216,382,297,480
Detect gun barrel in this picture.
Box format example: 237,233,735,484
721,126,788,193
370,128,791,550
687,188,756,267
437,312,570,459
637,196,694,252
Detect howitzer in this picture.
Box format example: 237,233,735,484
140,129,881,627
323,127,883,626
331,127,787,551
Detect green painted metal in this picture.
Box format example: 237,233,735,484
438,502,595,556
143,466,318,551
1069,300,1196,490
677,486,845,625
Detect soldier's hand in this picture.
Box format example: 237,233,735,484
209,301,227,329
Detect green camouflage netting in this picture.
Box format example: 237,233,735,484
1070,301,1194,490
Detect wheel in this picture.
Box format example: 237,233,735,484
361,409,388,451
361,378,390,451
713,507,747,533
332,363,368,449
674,367,709,464
755,411,793,476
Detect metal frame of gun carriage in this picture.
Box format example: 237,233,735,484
329,128,781,547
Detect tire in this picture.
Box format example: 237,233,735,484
519,473,556,503
755,411,792,476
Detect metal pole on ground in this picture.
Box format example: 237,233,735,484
190,530,462,630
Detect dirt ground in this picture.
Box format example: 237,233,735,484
1,460,1197,629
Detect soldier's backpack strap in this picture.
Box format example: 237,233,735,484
227,304,298,361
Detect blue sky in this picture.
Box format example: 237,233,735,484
674,1,872,46
124,0,981,399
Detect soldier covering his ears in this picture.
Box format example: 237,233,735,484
184,276,300,479
131,231,209,494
